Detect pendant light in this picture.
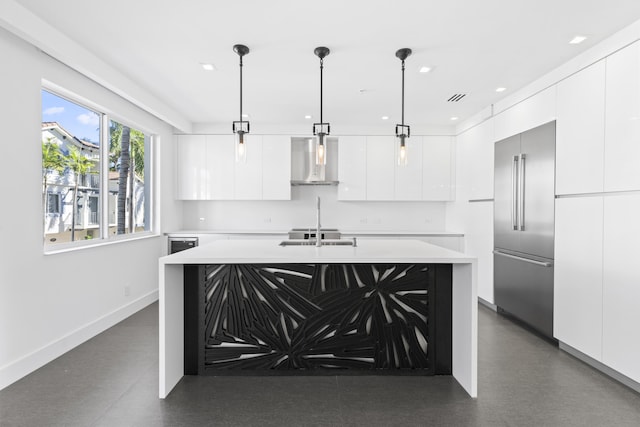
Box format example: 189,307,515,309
232,44,250,162
395,48,412,167
313,47,330,165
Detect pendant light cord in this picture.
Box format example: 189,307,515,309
401,59,405,126
239,55,243,122
320,57,324,124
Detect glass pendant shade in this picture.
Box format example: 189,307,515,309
235,131,247,163
233,120,249,163
313,122,330,165
397,135,408,166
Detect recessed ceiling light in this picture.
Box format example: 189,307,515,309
242,113,249,118
419,66,432,73
569,36,587,45
200,63,216,71
496,87,507,93
304,115,312,119
450,117,459,121
381,116,389,120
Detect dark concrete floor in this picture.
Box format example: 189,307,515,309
1,303,639,426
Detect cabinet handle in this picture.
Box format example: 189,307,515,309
512,155,518,230
493,250,553,267
518,154,526,231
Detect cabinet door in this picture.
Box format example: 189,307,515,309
422,136,454,201
603,195,640,382
234,134,262,200
205,135,235,200
337,136,367,200
556,60,605,195
605,42,640,192
554,196,603,360
366,136,395,200
395,136,423,200
262,135,291,200
176,134,206,200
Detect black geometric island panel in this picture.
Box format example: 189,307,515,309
192,263,449,374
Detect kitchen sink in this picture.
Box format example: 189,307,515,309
279,239,356,247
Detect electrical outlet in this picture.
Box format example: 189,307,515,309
264,217,272,223
360,217,368,224
124,285,131,297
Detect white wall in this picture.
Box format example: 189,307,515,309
182,185,448,232
0,27,181,390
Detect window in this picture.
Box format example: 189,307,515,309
41,88,153,247
45,193,60,214
108,120,150,236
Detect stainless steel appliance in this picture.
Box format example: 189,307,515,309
168,237,198,254
494,121,556,339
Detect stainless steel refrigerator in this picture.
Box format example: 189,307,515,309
494,121,555,339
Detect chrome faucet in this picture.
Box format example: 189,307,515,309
316,196,322,247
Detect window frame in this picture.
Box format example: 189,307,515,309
42,84,157,254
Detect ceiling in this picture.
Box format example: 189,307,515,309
17,0,640,130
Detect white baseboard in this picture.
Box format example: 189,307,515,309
478,297,497,311
559,341,640,394
0,290,158,391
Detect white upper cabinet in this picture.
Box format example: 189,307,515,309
176,134,291,201
205,135,235,200
457,119,494,201
337,136,367,201
605,41,640,192
262,135,291,200
494,86,557,142
422,136,454,201
234,134,263,200
554,196,604,361
556,60,606,195
176,134,207,200
602,194,640,383
395,136,423,201
366,136,395,201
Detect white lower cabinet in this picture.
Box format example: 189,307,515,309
554,197,603,361
602,195,640,382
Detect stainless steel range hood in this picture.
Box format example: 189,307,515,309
290,137,339,185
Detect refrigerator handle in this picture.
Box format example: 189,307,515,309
512,155,519,230
493,250,553,267
518,154,526,231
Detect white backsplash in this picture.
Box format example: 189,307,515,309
181,186,447,232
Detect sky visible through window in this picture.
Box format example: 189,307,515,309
42,90,100,145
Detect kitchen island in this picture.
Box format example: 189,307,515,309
159,239,477,398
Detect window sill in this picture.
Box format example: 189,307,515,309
43,231,161,255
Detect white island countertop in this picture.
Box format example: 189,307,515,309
158,239,477,399
160,238,474,265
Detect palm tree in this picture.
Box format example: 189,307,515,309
42,138,65,238
65,145,95,241
117,126,130,234
110,122,145,234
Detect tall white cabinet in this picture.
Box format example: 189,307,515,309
602,195,640,382
604,41,640,192
556,60,606,195
554,197,604,361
